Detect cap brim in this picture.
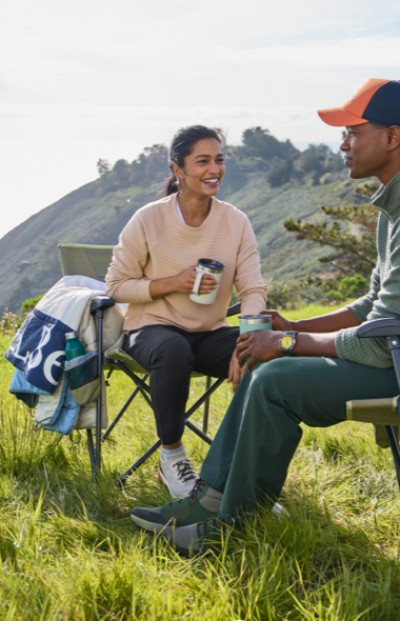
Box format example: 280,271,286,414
317,107,368,127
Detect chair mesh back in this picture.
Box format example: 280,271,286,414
58,243,114,281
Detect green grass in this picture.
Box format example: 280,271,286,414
284,301,353,322
1,306,400,620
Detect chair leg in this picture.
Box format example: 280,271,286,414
102,384,144,441
203,376,211,432
385,425,400,489
185,419,212,445
117,438,162,486
116,378,222,485
94,389,102,474
86,429,97,476
92,306,105,475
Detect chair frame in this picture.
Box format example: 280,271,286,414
346,317,400,489
58,242,241,479
90,296,240,483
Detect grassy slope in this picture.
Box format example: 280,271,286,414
1,307,400,620
0,172,361,316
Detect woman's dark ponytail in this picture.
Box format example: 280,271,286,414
164,175,179,196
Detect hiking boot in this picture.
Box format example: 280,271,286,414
131,479,222,534
158,455,198,499
166,516,236,557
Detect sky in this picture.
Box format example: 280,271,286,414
1,0,400,240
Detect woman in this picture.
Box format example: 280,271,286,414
105,125,265,499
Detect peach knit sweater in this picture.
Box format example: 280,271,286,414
105,193,266,332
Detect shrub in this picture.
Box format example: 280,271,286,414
0,309,22,334
21,294,43,315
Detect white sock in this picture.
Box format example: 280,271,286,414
160,445,187,461
200,486,223,513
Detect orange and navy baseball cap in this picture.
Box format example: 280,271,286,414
317,78,400,127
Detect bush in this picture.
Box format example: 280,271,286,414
21,294,43,315
266,278,322,309
0,309,23,334
322,274,368,302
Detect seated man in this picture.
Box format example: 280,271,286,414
131,78,400,555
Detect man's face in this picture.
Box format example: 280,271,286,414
340,123,391,183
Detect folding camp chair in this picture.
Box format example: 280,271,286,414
58,242,240,482
345,318,400,489
57,242,114,282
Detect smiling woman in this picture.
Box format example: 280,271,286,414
105,123,266,500
165,126,226,226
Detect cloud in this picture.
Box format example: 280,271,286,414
1,0,400,239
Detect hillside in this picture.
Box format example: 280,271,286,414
0,134,362,316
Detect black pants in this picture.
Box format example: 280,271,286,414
123,325,239,445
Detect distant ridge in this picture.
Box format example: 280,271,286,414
0,130,359,315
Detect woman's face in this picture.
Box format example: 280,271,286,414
174,138,225,199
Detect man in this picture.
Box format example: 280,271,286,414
131,78,400,556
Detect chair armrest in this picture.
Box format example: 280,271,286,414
227,302,241,318
358,317,400,391
90,295,115,314
357,318,400,338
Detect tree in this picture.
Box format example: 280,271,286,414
267,157,292,188
284,199,378,300
241,127,298,162
284,203,377,278
294,144,343,185
96,158,110,177
113,159,131,186
130,144,169,184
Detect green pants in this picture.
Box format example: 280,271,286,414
200,356,398,518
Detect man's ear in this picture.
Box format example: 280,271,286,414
386,125,400,151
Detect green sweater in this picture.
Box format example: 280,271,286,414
336,172,400,368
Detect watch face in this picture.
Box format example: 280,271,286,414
281,335,293,350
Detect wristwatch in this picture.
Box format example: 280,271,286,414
279,331,298,355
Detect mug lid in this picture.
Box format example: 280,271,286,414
239,314,272,323
198,258,224,271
